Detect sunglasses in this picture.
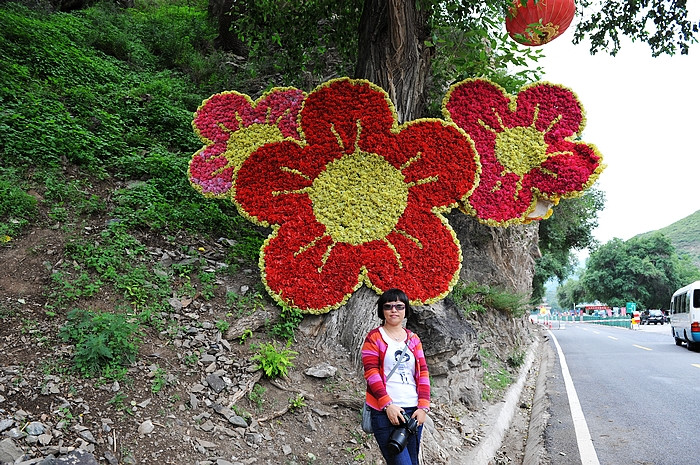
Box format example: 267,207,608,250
383,303,406,311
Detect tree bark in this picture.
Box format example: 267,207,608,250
354,0,432,122
208,0,249,56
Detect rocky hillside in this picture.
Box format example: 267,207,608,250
0,201,536,464
0,3,540,463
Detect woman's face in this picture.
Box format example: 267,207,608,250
382,300,406,325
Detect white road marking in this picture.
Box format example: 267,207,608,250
608,336,618,340
549,330,601,465
692,364,700,369
633,344,652,351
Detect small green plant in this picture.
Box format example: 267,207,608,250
183,351,199,367
239,328,253,344
59,308,140,379
288,394,306,411
198,271,217,300
151,366,167,393
215,319,230,333
507,349,526,368
108,392,134,415
248,383,266,410
251,342,297,378
270,303,303,341
225,290,266,317
450,280,528,317
483,368,512,400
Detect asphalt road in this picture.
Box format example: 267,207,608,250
544,321,700,465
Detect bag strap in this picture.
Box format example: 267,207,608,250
385,342,409,381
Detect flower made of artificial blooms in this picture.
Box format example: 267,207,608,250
189,87,306,197
443,78,604,226
234,78,480,313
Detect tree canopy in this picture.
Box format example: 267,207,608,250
531,188,605,303
580,234,700,309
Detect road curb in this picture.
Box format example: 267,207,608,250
464,335,541,464
523,333,553,465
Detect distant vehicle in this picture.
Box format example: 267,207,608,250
670,281,700,350
641,309,664,325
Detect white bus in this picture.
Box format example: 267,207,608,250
670,281,700,350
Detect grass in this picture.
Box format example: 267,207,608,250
450,280,529,318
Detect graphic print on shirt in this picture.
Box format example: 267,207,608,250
394,348,411,384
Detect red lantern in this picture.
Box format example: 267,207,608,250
505,0,576,46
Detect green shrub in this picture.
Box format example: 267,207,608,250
252,342,297,379
0,173,37,238
59,308,141,378
450,280,528,317
269,304,303,341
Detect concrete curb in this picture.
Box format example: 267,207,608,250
463,336,541,464
523,334,553,465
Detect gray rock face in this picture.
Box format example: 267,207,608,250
448,212,539,295
408,299,482,409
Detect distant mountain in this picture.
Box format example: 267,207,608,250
638,209,700,266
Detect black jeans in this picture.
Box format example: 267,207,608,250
370,406,423,465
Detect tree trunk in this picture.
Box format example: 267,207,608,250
208,0,249,56
354,0,432,123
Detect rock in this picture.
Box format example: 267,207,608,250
304,363,337,378
205,373,226,393
52,449,100,464
0,419,13,432
138,420,154,435
78,430,96,443
196,438,217,449
26,421,46,436
409,299,481,408
282,444,292,455
0,438,24,463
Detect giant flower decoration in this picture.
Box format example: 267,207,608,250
189,87,306,197
233,78,480,313
443,78,604,226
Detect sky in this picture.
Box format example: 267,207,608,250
531,13,700,248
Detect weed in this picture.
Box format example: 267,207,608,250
198,271,217,300
215,319,230,333
56,406,74,423
252,342,297,378
288,394,306,411
59,308,140,379
450,280,528,317
108,392,134,415
151,366,167,393
225,290,266,317
269,303,303,341
482,368,512,400
231,404,252,420
239,328,253,344
183,351,199,367
248,383,266,410
507,349,526,368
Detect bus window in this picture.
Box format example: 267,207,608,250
694,289,700,309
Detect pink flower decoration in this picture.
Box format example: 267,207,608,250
188,88,306,197
443,78,604,226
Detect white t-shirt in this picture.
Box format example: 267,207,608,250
379,327,418,408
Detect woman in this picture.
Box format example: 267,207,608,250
361,288,431,465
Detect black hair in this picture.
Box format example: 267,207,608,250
376,288,413,321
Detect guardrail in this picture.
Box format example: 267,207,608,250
532,314,633,330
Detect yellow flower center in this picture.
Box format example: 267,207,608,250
226,123,285,168
309,150,408,245
494,126,548,177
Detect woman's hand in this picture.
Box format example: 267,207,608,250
411,408,427,426
384,404,404,426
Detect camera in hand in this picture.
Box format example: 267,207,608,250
387,411,419,455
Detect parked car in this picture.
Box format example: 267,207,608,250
641,309,665,325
